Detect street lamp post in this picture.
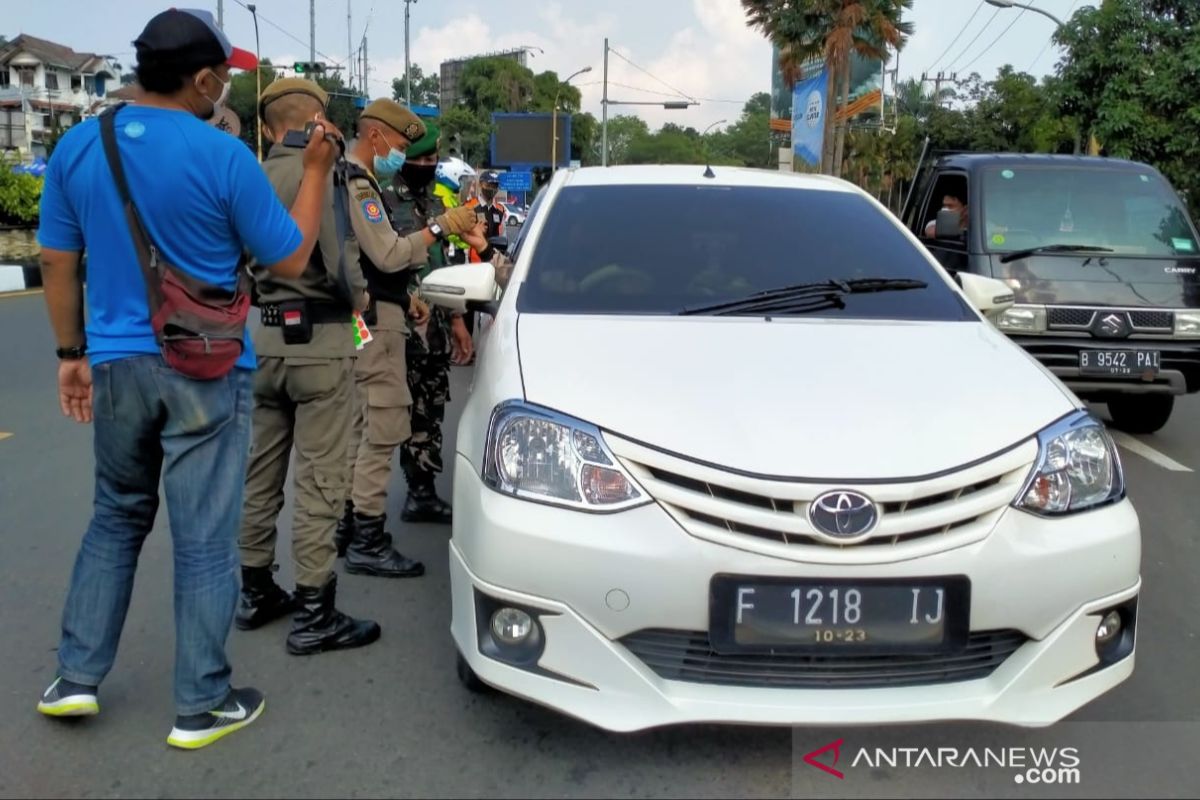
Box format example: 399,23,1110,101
248,4,262,161
983,0,1065,28
404,0,417,105
552,66,592,172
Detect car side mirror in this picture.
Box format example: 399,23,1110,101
422,263,500,316
487,236,509,255
957,272,1014,320
936,207,963,240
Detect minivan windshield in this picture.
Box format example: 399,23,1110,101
981,166,1199,258
517,184,972,320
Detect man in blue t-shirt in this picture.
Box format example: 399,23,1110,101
35,8,338,750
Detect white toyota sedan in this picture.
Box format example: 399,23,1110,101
422,165,1140,732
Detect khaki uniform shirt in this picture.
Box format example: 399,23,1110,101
252,144,367,358
346,152,429,333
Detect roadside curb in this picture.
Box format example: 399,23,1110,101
0,264,43,294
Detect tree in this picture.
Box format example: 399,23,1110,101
439,106,490,165
459,57,534,113
743,0,911,175
1056,0,1200,211
571,112,599,165
600,115,650,165
531,70,582,113
391,64,440,107
709,92,774,168
227,59,280,152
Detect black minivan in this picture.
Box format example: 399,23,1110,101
906,154,1200,433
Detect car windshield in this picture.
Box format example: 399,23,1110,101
980,166,1199,258
517,184,972,320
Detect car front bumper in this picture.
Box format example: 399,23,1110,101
450,454,1140,732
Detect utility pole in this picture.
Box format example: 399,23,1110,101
404,0,417,105
217,0,224,30
347,0,353,91
920,70,956,109
309,0,316,64
601,38,609,167
362,36,368,98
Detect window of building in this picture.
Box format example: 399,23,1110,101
19,68,34,88
45,72,60,90
72,74,83,92
0,71,10,89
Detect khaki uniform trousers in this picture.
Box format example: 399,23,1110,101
348,327,412,517
240,356,354,587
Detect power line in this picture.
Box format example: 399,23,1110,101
1026,0,1080,73
228,0,345,66
958,7,1027,73
607,46,697,103
926,1,984,74
942,7,1000,72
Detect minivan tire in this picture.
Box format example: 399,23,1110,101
1106,395,1175,434
456,650,492,693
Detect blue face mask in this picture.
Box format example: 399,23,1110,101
372,136,407,179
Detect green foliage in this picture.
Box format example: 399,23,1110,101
228,59,280,152
1055,0,1200,210
0,168,43,225
391,64,441,107
439,106,491,165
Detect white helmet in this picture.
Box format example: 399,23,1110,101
436,157,475,191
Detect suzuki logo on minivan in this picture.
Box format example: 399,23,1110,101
1093,313,1130,339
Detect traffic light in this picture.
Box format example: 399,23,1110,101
447,133,462,158
293,62,326,75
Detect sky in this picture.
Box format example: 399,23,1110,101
7,0,1088,132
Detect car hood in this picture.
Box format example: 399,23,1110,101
516,314,1077,480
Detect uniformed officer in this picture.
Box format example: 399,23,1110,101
383,122,491,524
336,100,477,572
237,78,380,655
475,170,508,239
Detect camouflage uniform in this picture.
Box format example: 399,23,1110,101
384,178,454,496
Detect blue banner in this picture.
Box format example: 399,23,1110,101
792,68,828,168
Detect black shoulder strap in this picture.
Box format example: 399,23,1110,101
99,104,164,308
330,158,354,305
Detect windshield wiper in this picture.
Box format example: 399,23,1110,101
999,244,1114,264
677,278,928,316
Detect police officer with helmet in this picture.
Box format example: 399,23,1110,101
236,78,381,654
335,100,477,570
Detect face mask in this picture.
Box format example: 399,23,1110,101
481,187,498,202
197,70,231,120
400,161,437,189
372,134,407,179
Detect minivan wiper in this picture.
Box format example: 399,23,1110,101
676,278,928,316
999,244,1114,264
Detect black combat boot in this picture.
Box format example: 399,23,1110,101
286,574,381,655
400,474,453,525
235,565,297,631
345,513,425,578
334,499,355,557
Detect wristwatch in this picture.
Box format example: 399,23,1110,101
56,344,87,360
428,221,447,241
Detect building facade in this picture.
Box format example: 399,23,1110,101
439,48,528,112
0,34,123,157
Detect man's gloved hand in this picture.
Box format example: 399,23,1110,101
435,206,479,237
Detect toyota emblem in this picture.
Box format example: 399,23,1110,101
808,491,878,538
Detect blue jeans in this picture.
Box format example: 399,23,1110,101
56,356,253,715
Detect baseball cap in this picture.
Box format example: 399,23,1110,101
480,170,500,185
134,8,258,72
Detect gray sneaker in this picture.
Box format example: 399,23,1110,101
167,687,265,750
37,676,99,717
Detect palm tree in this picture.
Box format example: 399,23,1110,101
743,0,912,175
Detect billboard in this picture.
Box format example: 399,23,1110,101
490,113,572,169
792,68,828,169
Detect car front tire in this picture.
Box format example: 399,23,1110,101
456,650,491,693
1106,394,1174,434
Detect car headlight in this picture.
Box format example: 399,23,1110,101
995,304,1047,333
1016,411,1125,516
1174,311,1200,338
483,402,648,512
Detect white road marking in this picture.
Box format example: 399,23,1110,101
1110,431,1193,472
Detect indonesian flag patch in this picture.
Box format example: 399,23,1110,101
283,310,302,326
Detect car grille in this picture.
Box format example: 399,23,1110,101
1046,307,1174,332
620,629,1028,689
608,434,1037,564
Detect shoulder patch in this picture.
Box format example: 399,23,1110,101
354,189,375,202
361,198,386,223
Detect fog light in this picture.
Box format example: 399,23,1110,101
491,607,533,645
1095,610,1122,646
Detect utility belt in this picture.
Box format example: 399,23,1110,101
260,299,351,345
